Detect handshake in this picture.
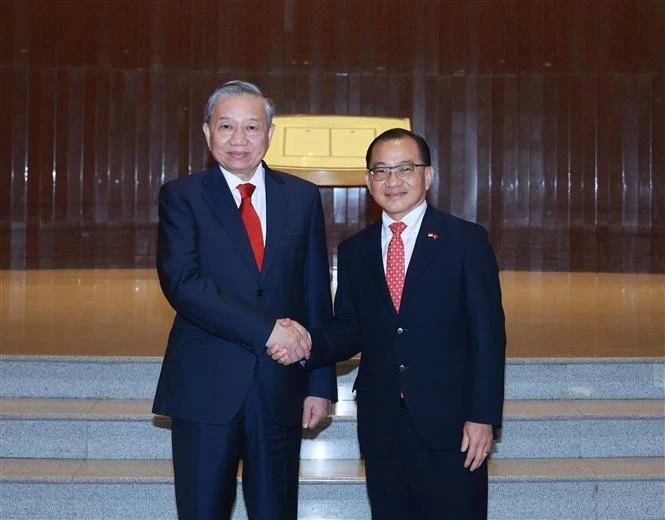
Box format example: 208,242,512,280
266,318,311,366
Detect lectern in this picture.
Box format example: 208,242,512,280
264,115,411,186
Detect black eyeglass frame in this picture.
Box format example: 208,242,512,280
366,162,429,180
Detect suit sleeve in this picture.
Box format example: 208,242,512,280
463,227,506,427
156,181,275,356
307,242,364,369
302,191,338,402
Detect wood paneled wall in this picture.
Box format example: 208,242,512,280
2,0,663,271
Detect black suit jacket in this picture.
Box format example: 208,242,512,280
153,163,337,427
310,206,505,457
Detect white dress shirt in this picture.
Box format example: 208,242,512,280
380,200,428,274
220,164,267,244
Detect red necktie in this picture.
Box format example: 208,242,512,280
237,183,264,270
386,222,407,311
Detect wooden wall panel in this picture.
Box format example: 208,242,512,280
1,0,663,271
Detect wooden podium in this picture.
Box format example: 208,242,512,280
264,115,411,186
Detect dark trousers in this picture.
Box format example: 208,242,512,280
364,406,488,520
171,375,302,520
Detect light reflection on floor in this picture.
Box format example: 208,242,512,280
1,269,663,358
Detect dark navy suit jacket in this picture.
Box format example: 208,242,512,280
153,163,337,427
310,206,505,457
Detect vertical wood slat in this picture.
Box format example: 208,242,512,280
1,0,662,271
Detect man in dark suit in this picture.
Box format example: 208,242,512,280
272,128,506,519
153,80,337,520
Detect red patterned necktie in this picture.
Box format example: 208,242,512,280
237,183,264,270
386,222,407,311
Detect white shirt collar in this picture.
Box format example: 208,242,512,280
381,199,428,234
219,163,266,193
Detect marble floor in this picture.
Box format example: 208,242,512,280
0,269,663,358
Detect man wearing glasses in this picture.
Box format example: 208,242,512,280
271,128,506,519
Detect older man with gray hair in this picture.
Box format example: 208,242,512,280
153,80,337,519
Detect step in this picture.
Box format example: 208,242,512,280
1,356,663,400
2,398,663,460
1,458,663,519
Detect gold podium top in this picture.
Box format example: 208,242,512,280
264,115,411,186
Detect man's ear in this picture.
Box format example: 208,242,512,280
424,166,434,190
365,173,373,196
202,122,211,148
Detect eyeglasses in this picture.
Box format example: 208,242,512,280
366,162,428,181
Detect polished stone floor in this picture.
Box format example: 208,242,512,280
1,269,663,358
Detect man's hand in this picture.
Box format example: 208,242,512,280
266,318,311,365
302,396,331,429
460,421,493,471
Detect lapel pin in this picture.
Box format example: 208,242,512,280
427,232,438,240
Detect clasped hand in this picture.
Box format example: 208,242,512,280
266,318,311,365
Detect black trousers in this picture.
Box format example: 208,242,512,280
170,375,302,520
364,406,488,520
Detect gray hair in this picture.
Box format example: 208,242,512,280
203,80,276,124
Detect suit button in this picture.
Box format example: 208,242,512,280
399,364,406,372
396,327,404,335
256,289,264,297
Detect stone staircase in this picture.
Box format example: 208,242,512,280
1,356,664,519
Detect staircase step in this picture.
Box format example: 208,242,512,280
2,398,663,460
1,457,663,520
0,356,163,400
1,355,663,400
2,355,663,519
496,399,665,459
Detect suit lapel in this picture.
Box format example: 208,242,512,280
362,221,397,315
201,166,259,275
262,166,287,276
401,207,448,310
